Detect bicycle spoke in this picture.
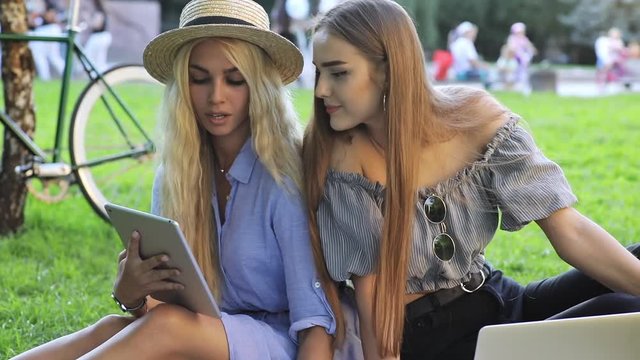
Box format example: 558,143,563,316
70,65,163,220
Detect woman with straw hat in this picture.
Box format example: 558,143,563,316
12,0,335,359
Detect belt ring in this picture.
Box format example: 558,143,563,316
460,269,486,293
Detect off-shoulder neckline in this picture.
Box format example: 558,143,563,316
326,115,520,196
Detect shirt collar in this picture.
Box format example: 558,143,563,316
227,137,257,184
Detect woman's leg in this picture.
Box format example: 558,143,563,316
523,244,640,321
11,315,134,360
548,293,640,319
78,304,229,360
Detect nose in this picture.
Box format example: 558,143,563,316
314,72,330,99
208,78,226,104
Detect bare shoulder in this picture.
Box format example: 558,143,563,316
463,92,512,150
330,130,364,174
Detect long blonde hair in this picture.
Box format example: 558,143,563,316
303,0,503,356
159,38,302,299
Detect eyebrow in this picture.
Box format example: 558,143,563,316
189,64,240,74
314,60,347,67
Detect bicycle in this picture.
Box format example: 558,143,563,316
1,0,162,220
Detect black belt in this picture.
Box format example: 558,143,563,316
405,265,490,321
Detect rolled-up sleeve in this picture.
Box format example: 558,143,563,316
273,187,336,342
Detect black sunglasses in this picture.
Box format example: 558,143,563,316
423,195,455,262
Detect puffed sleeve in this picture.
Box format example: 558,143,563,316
272,181,336,342
317,171,385,281
489,122,577,231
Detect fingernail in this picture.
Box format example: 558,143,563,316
161,255,169,262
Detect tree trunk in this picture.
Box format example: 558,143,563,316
0,0,37,235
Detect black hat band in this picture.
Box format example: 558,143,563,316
184,16,254,28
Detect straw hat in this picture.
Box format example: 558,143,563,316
143,0,303,84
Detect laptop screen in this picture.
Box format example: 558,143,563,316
474,312,640,360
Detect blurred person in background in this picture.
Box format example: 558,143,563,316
26,0,66,80
595,27,629,89
271,0,298,46
79,0,112,73
506,22,536,94
449,21,489,86
496,44,518,90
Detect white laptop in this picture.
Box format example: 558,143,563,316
474,312,640,360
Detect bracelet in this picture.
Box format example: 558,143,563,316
111,292,147,313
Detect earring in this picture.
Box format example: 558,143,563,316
383,93,387,112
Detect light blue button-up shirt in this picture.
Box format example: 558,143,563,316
152,138,335,355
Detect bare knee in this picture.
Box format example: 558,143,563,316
142,304,195,329
132,304,228,357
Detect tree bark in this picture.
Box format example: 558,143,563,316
0,0,37,235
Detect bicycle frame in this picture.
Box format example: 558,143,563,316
0,31,76,164
0,0,153,170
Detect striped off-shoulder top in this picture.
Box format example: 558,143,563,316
317,116,577,293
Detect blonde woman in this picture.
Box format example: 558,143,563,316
303,0,640,359
12,1,334,359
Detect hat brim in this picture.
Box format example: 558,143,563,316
143,24,303,84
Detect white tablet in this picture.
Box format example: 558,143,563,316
104,203,221,318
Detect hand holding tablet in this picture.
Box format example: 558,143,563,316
105,203,221,318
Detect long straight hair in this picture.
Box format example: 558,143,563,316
159,38,302,299
303,0,502,356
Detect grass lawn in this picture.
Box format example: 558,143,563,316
1,83,639,356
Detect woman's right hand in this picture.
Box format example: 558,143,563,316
112,231,184,308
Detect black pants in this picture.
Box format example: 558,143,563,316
401,244,640,360
401,290,499,360
522,243,640,321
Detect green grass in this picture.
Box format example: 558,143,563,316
488,92,640,281
1,84,640,357
1,77,164,217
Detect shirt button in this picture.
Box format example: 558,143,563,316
314,281,321,288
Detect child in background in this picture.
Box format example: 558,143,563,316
496,44,518,89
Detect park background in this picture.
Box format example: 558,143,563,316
1,0,640,357
107,0,640,66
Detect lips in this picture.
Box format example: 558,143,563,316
324,105,340,114
205,112,229,124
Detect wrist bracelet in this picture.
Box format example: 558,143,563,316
111,292,147,313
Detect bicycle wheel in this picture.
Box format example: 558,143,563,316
70,64,163,220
